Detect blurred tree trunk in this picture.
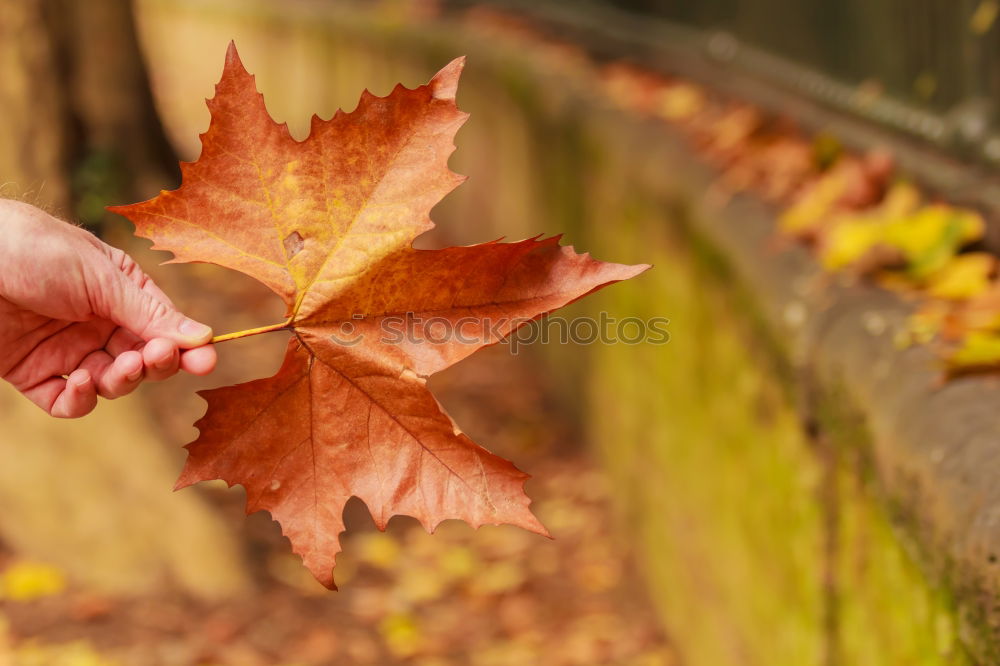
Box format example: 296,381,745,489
0,1,69,210
0,0,177,220
0,0,250,598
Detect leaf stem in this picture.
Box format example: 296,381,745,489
211,318,293,344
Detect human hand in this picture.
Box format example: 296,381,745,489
0,199,217,417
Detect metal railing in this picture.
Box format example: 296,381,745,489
616,0,995,115
450,0,1000,167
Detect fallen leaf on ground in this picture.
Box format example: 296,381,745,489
0,561,66,602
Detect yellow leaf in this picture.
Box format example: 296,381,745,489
437,545,478,582
655,84,704,121
779,169,849,235
379,613,423,658
817,182,922,271
883,205,984,278
819,220,884,270
950,331,1000,368
879,181,923,218
925,253,996,299
355,533,401,570
0,561,66,602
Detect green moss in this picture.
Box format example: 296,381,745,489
814,388,976,665
832,460,973,666
584,197,826,665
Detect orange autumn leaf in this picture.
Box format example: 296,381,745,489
110,44,647,588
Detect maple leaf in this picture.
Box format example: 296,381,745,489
110,43,648,588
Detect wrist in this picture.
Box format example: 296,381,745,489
0,200,54,303
0,200,24,299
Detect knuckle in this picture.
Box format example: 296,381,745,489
137,298,174,337
87,266,125,316
148,299,173,325
120,254,144,280
107,246,126,267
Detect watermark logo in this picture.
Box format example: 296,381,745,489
329,312,669,354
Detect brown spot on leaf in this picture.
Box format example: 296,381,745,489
284,231,305,259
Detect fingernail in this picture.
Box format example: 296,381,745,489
127,368,143,382
180,318,212,340
72,374,92,389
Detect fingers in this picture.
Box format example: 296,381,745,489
78,349,144,399
109,336,216,384
92,257,213,348
8,239,220,420
114,331,216,382
141,338,217,380
93,337,197,388
51,370,98,418
180,344,217,376
22,369,100,418
142,338,180,382
104,326,145,357
138,277,176,309
102,352,145,397
16,336,217,418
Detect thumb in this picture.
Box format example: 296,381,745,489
100,270,213,347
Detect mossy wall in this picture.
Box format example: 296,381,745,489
134,1,976,663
